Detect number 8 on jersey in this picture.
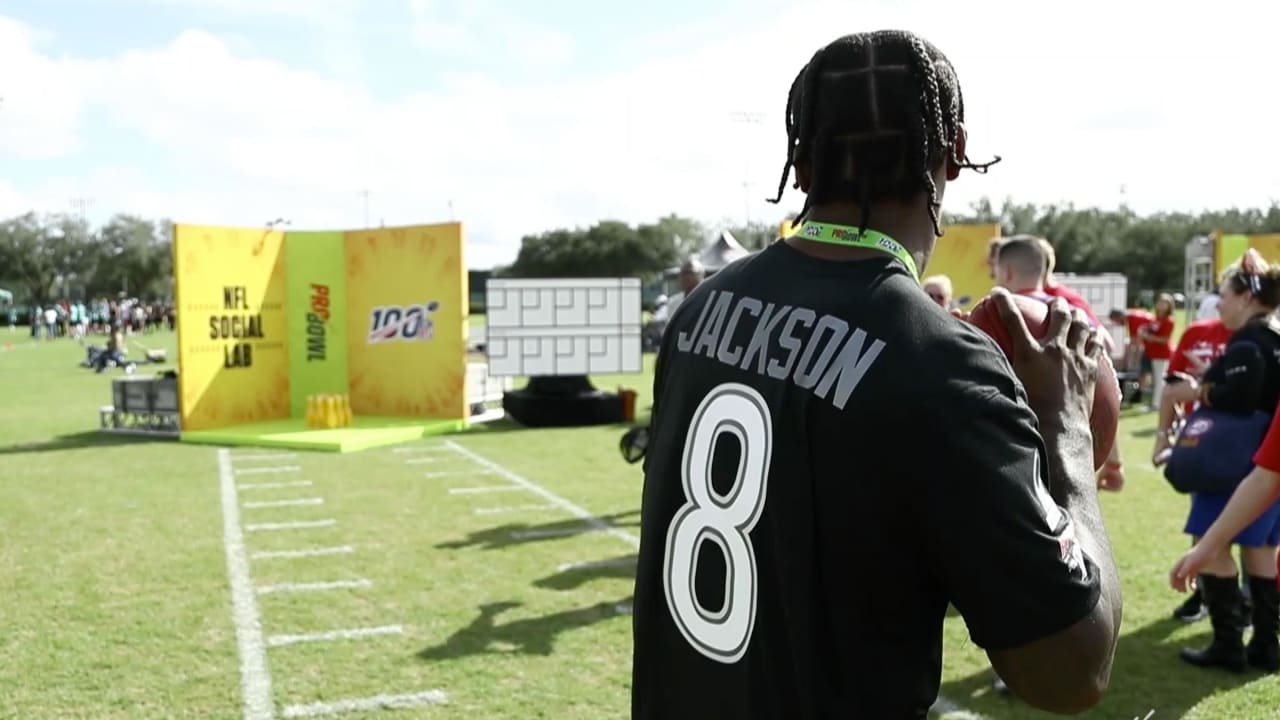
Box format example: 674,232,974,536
662,382,773,664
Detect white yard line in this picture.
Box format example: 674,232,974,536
235,466,302,475
425,470,493,478
404,457,438,464
447,485,527,495
444,440,640,549
251,546,355,561
234,453,299,462
475,503,558,515
929,696,990,719
281,690,448,718
245,519,337,532
266,625,403,648
217,448,275,720
257,579,372,595
239,480,313,490
444,440,986,719
243,498,325,509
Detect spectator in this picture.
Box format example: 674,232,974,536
1159,250,1280,673
660,257,705,330
1198,289,1222,321
922,274,953,309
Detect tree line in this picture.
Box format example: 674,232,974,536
4,201,1280,306
0,212,173,305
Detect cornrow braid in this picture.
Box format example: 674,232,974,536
767,30,1000,237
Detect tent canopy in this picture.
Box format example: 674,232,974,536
0,288,12,303
665,230,753,276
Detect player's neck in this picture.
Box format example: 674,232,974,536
788,203,934,268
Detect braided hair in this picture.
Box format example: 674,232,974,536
768,30,999,236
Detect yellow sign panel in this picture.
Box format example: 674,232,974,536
173,225,291,431
924,223,1001,308
344,223,468,419
1248,234,1280,266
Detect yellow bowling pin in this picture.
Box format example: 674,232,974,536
305,395,317,428
325,395,339,429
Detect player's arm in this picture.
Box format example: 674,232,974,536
922,298,1122,714
1200,339,1265,412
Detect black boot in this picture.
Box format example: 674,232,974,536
1180,574,1247,672
1247,575,1280,673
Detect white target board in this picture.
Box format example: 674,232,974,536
485,278,643,377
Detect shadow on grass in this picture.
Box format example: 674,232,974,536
939,617,1263,719
436,510,641,552
417,597,632,661
533,553,638,592
461,416,652,437
0,430,166,456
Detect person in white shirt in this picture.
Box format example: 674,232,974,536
656,257,706,331
1197,290,1221,321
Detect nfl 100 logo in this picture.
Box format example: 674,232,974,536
367,302,440,343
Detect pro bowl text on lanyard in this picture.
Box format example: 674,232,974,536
797,222,920,283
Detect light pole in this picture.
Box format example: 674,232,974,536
729,111,766,226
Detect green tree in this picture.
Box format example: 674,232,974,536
89,214,173,298
0,212,97,304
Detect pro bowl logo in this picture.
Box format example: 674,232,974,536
1185,418,1214,437
368,301,440,344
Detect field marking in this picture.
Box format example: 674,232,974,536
441,441,990,717
257,579,372,595
239,480,313,490
558,557,637,573
613,603,633,615
216,448,275,720
281,690,448,718
234,453,299,462
475,503,558,515
245,519,337,532
509,526,601,540
929,695,990,719
404,457,439,464
447,485,528,495
266,625,403,648
235,466,302,476
443,440,640,549
425,470,493,478
251,545,355,560
243,498,325,509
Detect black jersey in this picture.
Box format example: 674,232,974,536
631,241,1102,719
1201,315,1280,416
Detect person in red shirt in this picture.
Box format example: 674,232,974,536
994,236,1126,492
1036,237,1103,326
1144,294,1176,408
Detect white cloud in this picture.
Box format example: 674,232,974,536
1,0,1279,270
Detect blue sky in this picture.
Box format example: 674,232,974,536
0,0,1276,268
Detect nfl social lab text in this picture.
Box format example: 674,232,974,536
306,283,331,362
209,285,267,369
368,301,441,344
675,289,885,411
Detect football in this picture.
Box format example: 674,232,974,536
967,293,1120,471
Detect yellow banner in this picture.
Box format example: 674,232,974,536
924,223,1001,308
344,223,468,419
1248,234,1280,266
174,225,291,430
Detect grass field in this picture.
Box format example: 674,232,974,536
2,324,1279,719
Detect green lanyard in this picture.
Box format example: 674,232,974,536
795,222,920,283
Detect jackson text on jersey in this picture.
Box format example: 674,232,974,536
674,289,885,411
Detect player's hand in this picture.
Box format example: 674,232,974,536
1097,462,1125,492
991,288,1098,424
950,307,970,322
1170,544,1214,592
